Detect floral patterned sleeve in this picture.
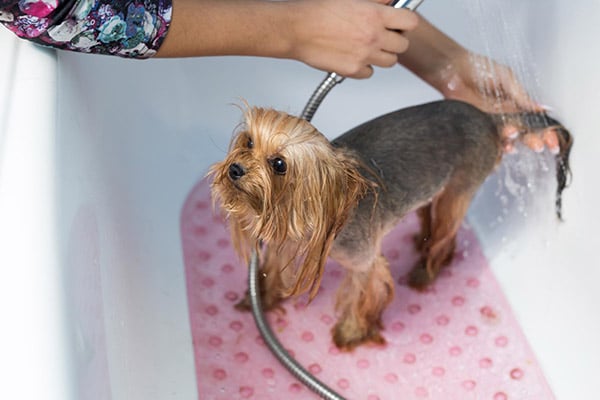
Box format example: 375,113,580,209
0,0,171,58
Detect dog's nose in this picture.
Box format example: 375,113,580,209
228,163,246,180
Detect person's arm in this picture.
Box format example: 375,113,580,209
398,14,558,152
396,15,463,90
156,0,418,79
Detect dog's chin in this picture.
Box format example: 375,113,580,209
215,184,242,210
214,181,260,221
212,169,243,201
230,179,245,192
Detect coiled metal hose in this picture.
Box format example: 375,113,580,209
248,2,425,399
248,251,345,400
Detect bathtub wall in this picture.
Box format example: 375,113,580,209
0,33,72,400
464,4,600,399
1,1,599,399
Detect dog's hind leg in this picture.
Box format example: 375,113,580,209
408,183,475,291
331,253,395,351
414,204,432,253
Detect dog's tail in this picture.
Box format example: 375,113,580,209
491,112,574,220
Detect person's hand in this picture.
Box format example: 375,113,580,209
439,52,560,154
288,0,419,79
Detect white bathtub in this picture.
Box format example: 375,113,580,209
1,1,599,399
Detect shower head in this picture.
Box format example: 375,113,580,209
391,0,425,11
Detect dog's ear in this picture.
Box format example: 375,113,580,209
284,147,374,300
227,215,255,264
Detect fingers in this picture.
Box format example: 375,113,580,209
504,78,543,113
440,51,560,155
380,7,419,32
380,29,411,55
491,63,547,114
448,53,546,114
352,65,375,79
342,29,413,77
365,28,409,70
369,50,403,69
542,128,560,154
522,133,545,153
502,127,561,155
501,124,520,141
352,8,416,76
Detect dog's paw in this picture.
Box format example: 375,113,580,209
234,294,252,312
234,291,286,314
408,262,435,292
413,233,430,253
332,321,386,351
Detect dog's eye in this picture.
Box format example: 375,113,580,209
246,137,254,149
270,157,287,175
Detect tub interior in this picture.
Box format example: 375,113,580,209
1,1,600,399
183,179,557,399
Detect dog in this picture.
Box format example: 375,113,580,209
209,100,572,351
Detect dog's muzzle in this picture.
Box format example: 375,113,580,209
228,163,246,181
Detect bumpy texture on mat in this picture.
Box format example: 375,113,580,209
181,179,554,400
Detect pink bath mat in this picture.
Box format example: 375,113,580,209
181,179,554,400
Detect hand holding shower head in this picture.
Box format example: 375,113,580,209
300,0,425,121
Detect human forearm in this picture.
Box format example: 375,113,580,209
155,0,294,59
156,0,418,78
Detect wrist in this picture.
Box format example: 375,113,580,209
424,47,470,96
396,14,468,94
403,41,468,95
277,1,322,67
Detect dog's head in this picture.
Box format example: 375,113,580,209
209,106,372,298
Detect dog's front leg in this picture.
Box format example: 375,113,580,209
235,242,297,313
331,253,394,351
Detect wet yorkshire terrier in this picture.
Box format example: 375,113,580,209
209,100,572,350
